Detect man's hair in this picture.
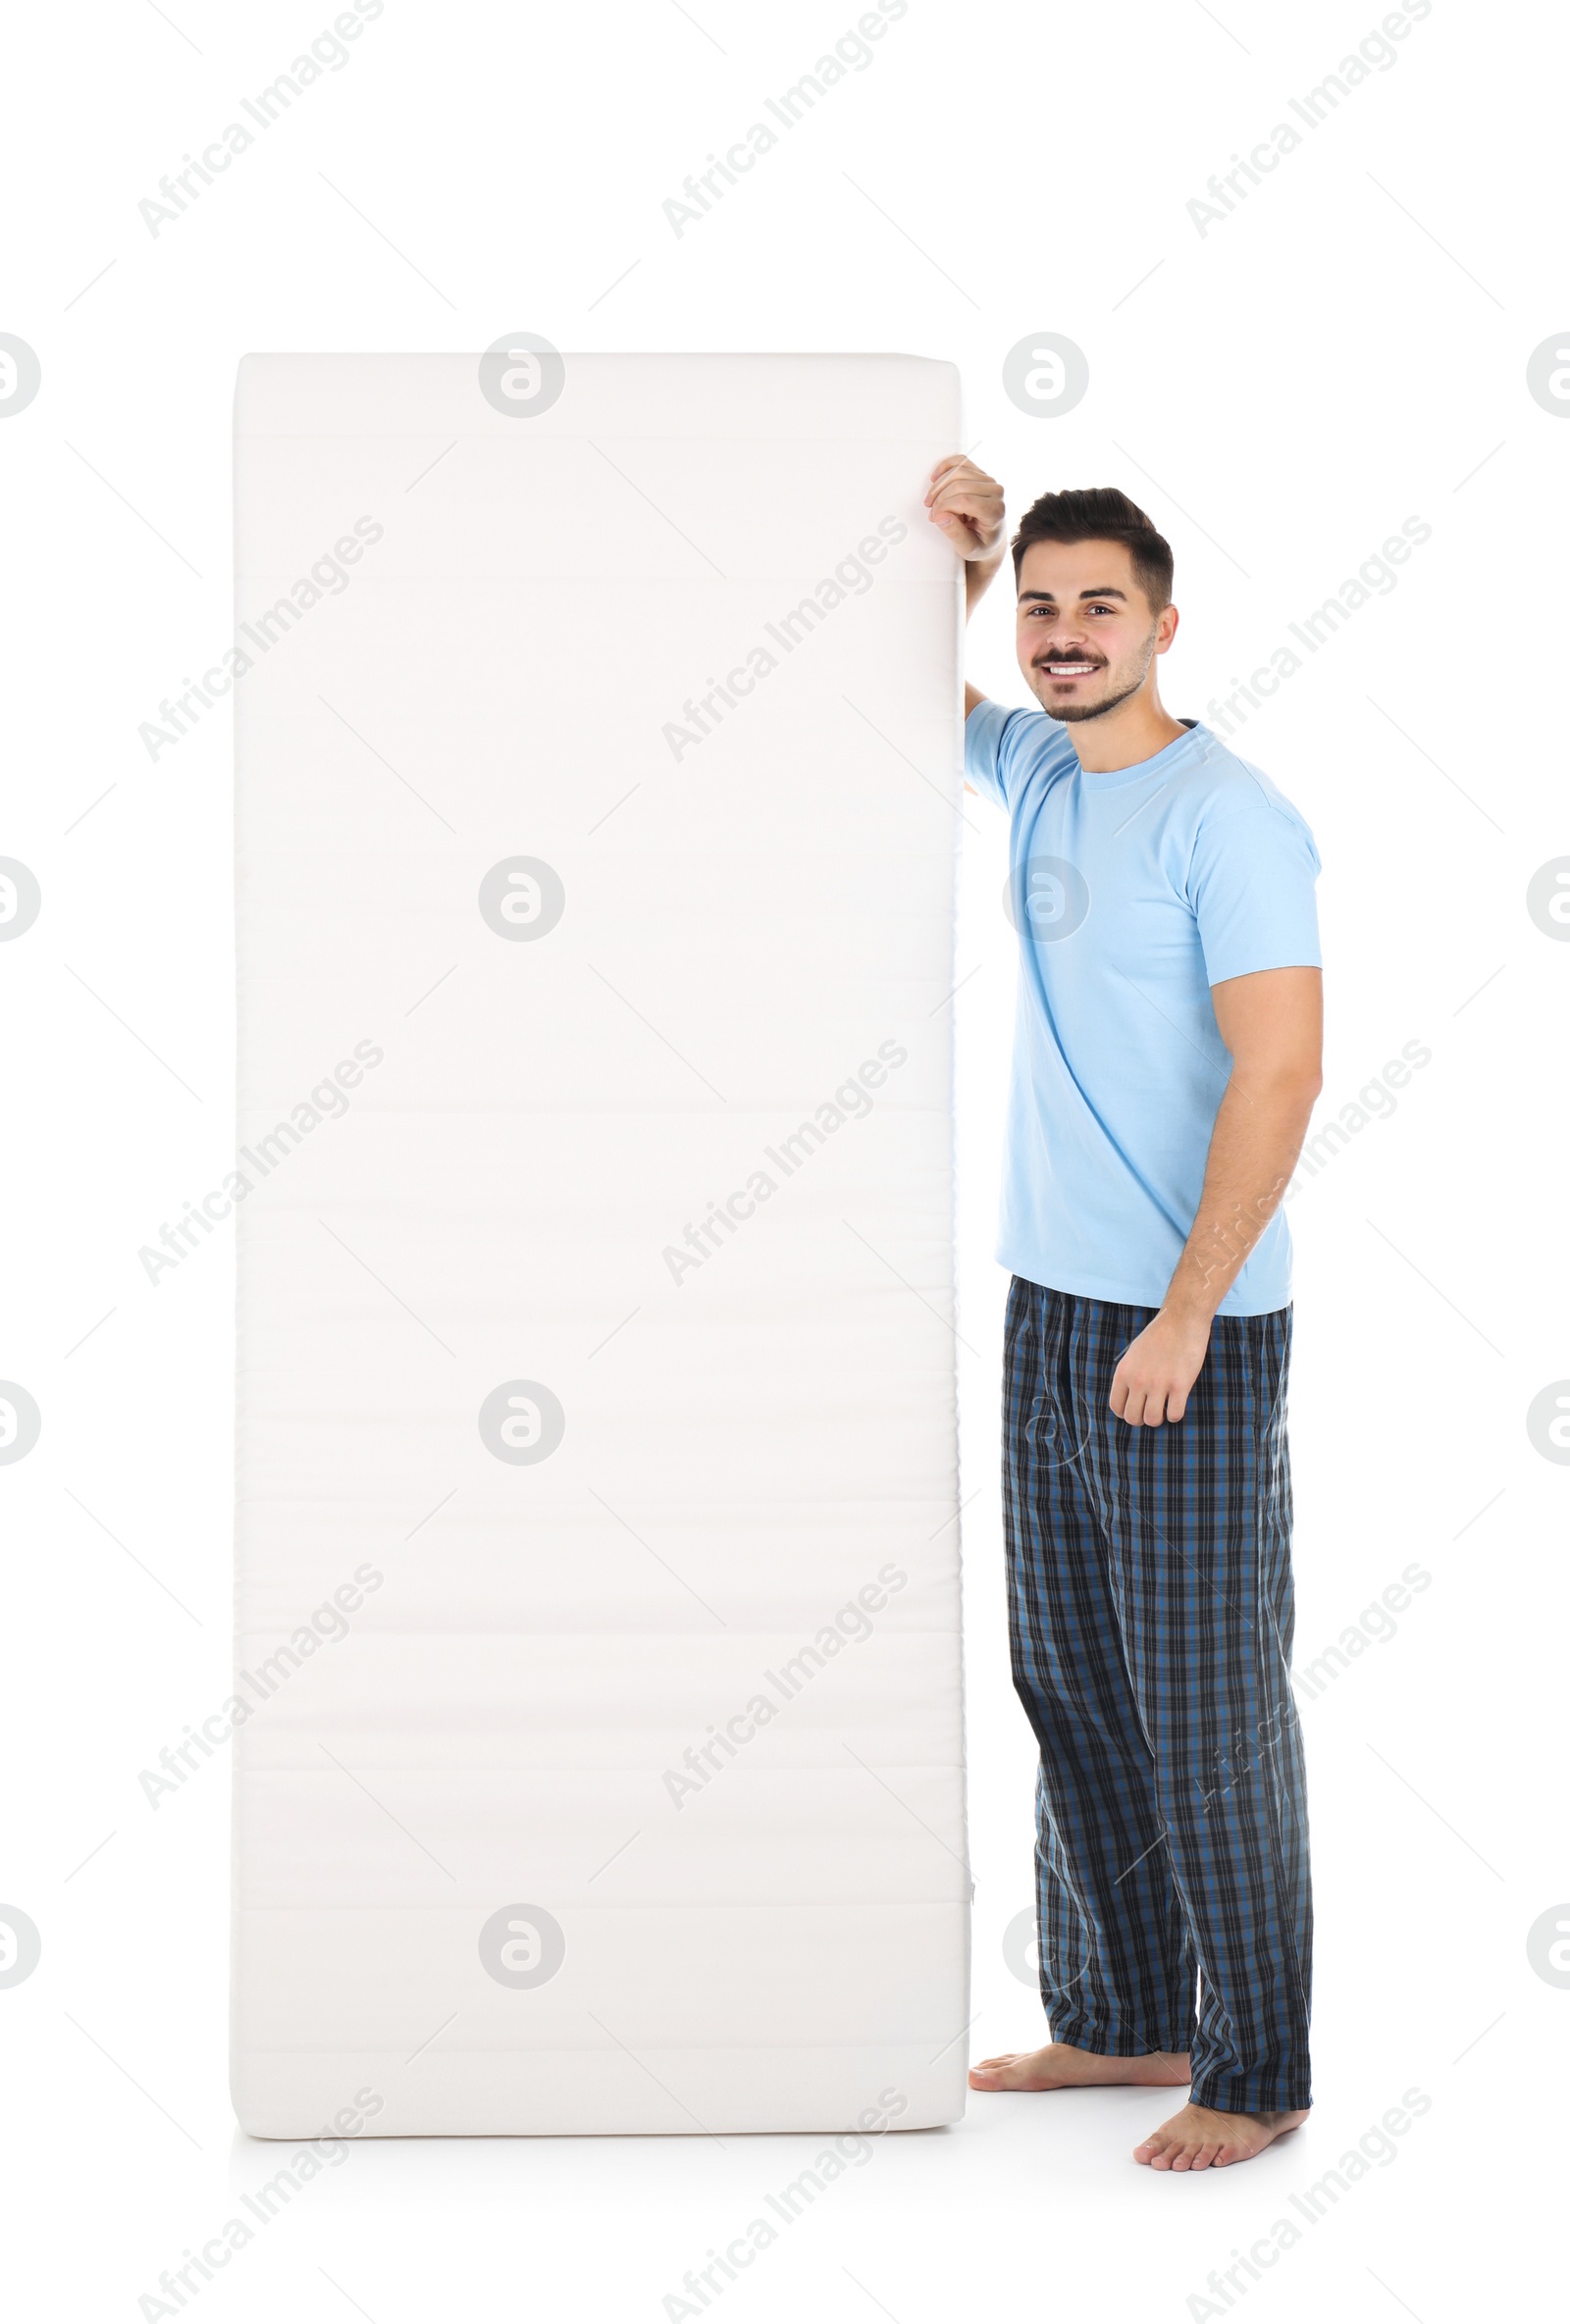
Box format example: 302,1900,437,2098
1010,487,1175,611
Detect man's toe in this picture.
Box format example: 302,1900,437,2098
968,2055,1016,2086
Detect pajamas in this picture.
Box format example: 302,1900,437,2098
1002,1277,1313,2114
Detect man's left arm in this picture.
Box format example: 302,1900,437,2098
1109,966,1323,1427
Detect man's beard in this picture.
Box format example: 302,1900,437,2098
1036,665,1146,724
1031,629,1158,724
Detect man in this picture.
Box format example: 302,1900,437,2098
927,455,1322,2171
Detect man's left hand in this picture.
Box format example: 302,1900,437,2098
1109,1309,1214,1426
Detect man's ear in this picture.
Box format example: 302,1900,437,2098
1154,603,1180,654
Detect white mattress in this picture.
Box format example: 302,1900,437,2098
231,351,968,2138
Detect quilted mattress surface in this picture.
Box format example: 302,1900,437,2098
231,350,968,2136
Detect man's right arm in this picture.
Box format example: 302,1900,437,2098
924,454,1007,718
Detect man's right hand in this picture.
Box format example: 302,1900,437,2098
928,457,1006,711
925,455,1006,565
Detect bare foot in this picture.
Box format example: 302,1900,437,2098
969,2042,1191,2093
1133,2101,1309,2170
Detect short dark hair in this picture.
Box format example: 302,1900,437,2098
1010,486,1174,611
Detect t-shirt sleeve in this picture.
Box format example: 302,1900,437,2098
1186,783,1323,986
964,698,1044,811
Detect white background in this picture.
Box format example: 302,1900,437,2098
2,1,1565,2316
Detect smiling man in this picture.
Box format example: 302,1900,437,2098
926,457,1323,2171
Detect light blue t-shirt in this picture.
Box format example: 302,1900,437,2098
966,699,1322,1316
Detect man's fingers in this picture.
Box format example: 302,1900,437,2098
928,479,999,514
924,455,1003,518
924,455,1005,560
934,499,995,534
927,488,1005,557
1112,1370,1190,1427
928,471,1002,509
930,491,1002,530
1112,1372,1148,1426
1109,1317,1207,1429
925,451,974,494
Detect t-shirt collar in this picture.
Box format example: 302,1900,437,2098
1074,717,1209,789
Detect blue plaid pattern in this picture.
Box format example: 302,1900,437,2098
1002,1276,1313,2113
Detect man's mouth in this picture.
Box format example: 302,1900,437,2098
1037,659,1103,679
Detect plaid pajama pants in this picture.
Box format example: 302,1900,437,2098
1002,1276,1313,2114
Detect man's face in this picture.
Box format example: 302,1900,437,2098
1015,539,1178,723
